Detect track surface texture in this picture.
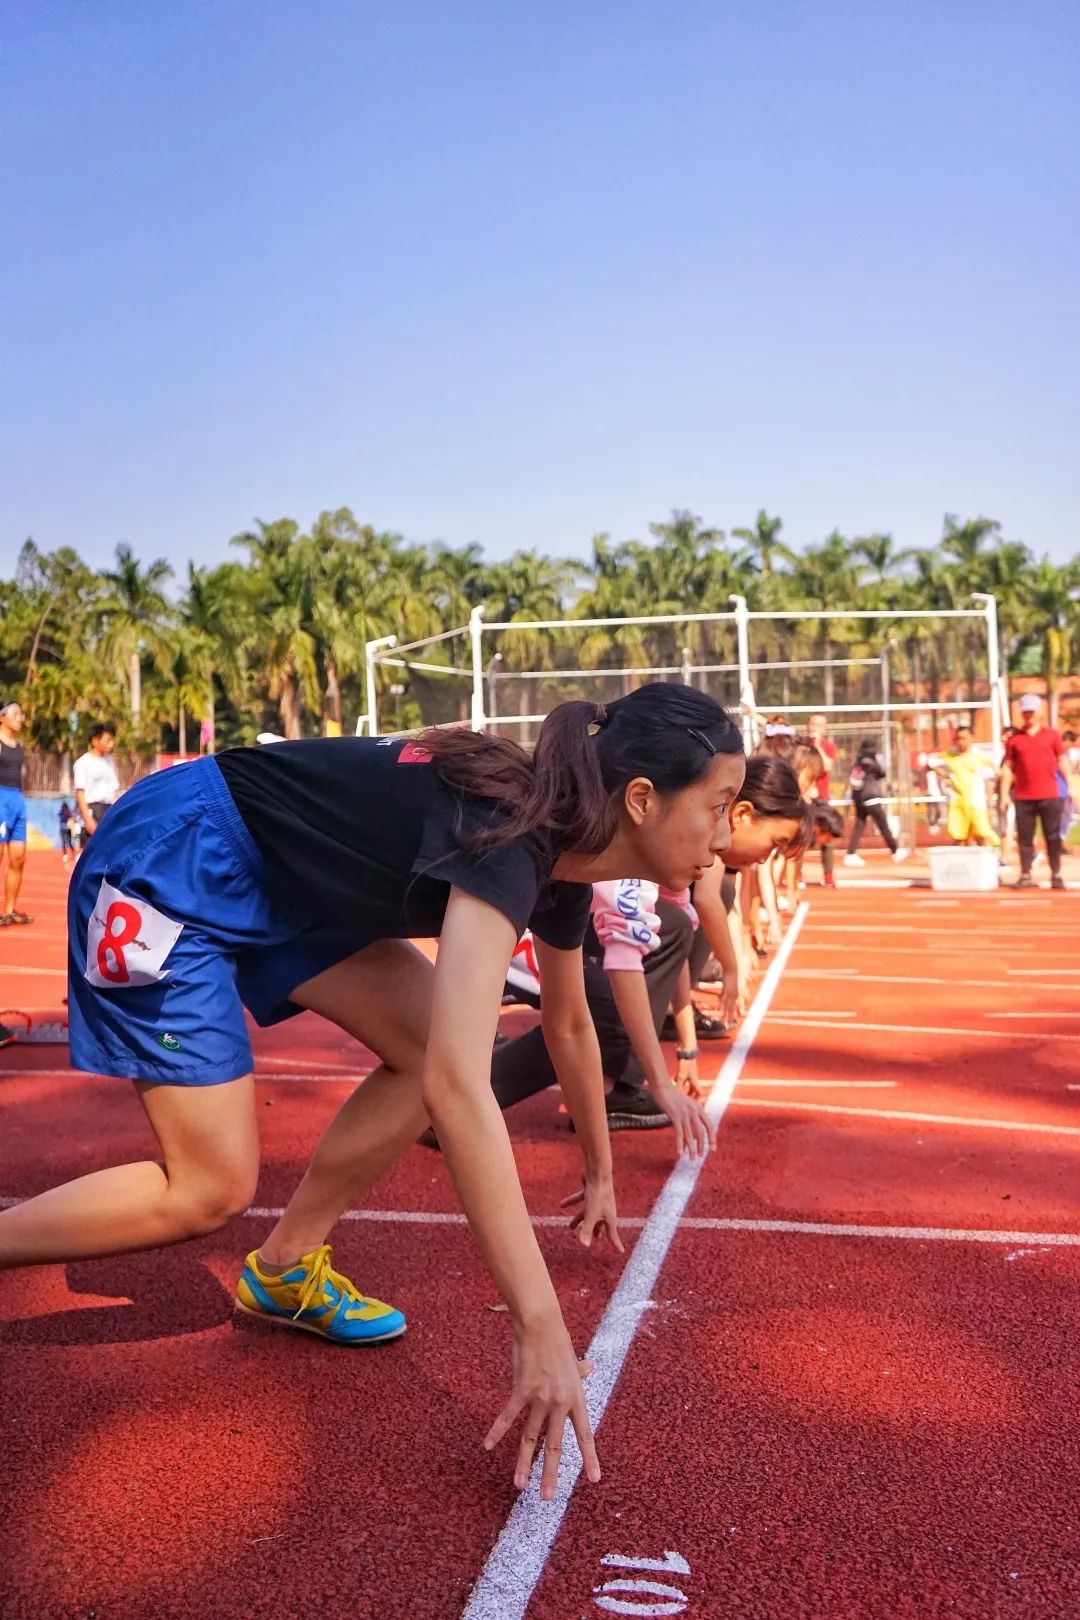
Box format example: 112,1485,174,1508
1,852,1078,1620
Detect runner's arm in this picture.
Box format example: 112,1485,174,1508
535,937,615,1192
425,887,603,1497
607,970,714,1155
692,862,742,1020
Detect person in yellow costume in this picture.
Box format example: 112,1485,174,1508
935,724,999,846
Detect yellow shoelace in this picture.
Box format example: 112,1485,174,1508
291,1245,370,1321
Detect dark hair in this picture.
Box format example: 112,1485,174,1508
857,736,878,757
812,802,844,839
89,723,115,742
419,682,742,853
738,754,806,822
1064,730,1076,743
736,756,814,855
792,742,825,794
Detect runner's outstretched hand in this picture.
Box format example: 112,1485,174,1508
650,1080,716,1159
484,1314,599,1501
560,1174,624,1252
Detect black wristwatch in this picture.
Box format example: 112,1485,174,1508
676,1047,699,1061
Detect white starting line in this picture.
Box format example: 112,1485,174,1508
461,909,811,1620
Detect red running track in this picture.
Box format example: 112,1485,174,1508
1,855,1078,1619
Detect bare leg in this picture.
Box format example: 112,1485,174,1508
259,941,434,1264
0,1075,260,1269
4,841,26,914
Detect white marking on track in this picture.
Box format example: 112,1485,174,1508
785,968,1078,992
985,1011,1080,1020
767,1008,856,1018
674,1218,1080,1245
1008,968,1080,976
1,1196,1077,1249
730,1098,1080,1136
764,1016,1080,1043
739,1078,897,1089
459,904,811,1620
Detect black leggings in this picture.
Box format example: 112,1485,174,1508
1015,797,1063,877
491,900,694,1112
848,800,897,855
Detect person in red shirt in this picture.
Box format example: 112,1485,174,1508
808,712,838,888
1001,694,1072,889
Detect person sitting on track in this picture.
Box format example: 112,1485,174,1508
0,682,745,1501
463,755,808,1146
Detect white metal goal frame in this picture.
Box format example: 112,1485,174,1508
357,592,1009,762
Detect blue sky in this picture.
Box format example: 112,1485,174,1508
4,0,1077,576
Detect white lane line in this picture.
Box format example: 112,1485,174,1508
739,1078,897,1089
764,1016,1080,1043
986,1012,1080,1020
785,969,1080,992
256,1057,368,1072
0,965,67,975
767,1008,856,1019
2,1197,1077,1250
1008,968,1080,976
731,1098,1080,1137
805,924,1075,940
460,902,810,1620
799,940,1080,958
674,1218,1080,1246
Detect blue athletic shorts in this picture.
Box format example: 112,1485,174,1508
67,757,367,1086
0,788,27,844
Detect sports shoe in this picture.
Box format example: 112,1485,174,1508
235,1244,406,1344
2,911,32,924
1051,875,1067,891
661,1008,729,1042
604,1085,670,1131
842,853,865,868
1015,874,1035,889
822,873,837,890
891,848,912,863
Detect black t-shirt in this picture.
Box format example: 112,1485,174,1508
217,737,592,951
0,741,24,792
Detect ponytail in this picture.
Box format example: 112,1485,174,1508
419,682,743,854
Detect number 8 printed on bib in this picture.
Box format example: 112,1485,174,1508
85,878,184,989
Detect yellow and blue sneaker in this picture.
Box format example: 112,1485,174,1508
235,1244,406,1345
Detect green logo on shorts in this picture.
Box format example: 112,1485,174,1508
157,1032,182,1052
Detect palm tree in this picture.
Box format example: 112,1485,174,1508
98,544,174,729
183,561,252,750
732,510,794,581
232,520,321,737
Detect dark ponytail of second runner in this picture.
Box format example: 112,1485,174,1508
421,681,743,854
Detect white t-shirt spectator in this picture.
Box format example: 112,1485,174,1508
73,751,120,806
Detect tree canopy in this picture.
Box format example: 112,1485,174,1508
2,508,1077,752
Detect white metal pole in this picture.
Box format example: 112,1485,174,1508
364,635,397,737
729,594,754,748
880,643,893,783
973,593,1004,758
469,606,486,730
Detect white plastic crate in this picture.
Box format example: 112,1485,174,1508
928,845,1000,892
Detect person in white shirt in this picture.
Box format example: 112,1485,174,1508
73,725,120,838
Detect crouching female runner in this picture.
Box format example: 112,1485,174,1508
0,683,744,1498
